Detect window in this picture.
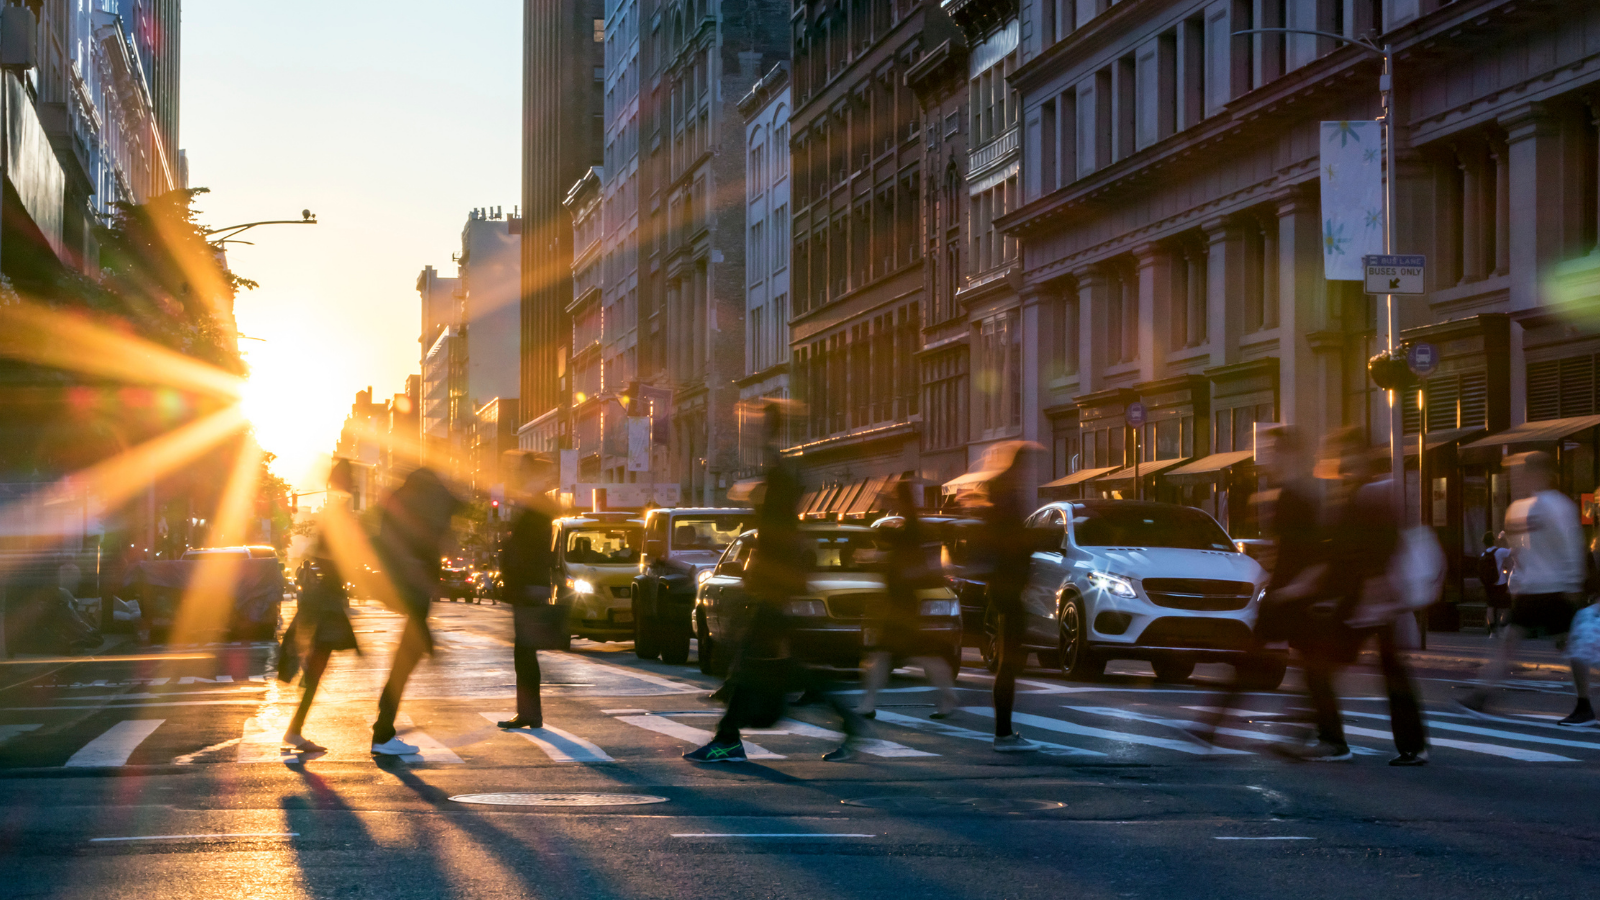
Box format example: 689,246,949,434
978,310,1021,435
594,18,604,42
773,205,789,269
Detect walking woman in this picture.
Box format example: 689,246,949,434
977,441,1043,753
858,479,957,720
497,452,560,730
279,459,361,753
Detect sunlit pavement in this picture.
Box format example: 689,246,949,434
1,602,1597,899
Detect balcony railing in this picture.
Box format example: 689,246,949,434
968,126,1019,178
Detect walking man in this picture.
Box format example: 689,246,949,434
977,441,1042,753
497,453,560,730
1460,451,1593,726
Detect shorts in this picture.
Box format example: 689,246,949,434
1508,592,1579,636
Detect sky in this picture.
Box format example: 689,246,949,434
181,1,522,498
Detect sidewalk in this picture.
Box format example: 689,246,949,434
1363,629,1576,678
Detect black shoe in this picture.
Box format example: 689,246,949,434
858,710,876,720
684,739,747,762
497,717,542,729
1389,751,1429,767
1558,703,1596,727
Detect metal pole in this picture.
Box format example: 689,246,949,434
1382,45,1405,516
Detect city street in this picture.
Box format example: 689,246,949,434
2,602,1596,899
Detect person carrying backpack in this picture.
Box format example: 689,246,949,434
1478,531,1511,633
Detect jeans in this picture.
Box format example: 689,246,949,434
373,616,429,744
992,612,1026,738
1301,623,1427,755
514,641,543,722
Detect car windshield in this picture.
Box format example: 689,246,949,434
669,516,754,551
1071,505,1236,552
802,532,889,573
565,527,643,564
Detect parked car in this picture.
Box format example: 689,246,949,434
694,523,963,676
1010,500,1284,689
439,565,474,602
555,513,645,644
632,507,755,664
128,547,285,641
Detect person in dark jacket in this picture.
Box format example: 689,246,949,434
497,452,560,729
978,441,1043,752
370,467,461,756
279,459,360,753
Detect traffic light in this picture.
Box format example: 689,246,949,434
490,499,500,521
1368,347,1416,391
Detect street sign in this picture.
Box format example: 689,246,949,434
1407,341,1439,378
1126,402,1146,428
1363,254,1426,295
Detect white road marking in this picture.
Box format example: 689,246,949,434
11,700,264,710
236,713,295,764
1338,710,1600,753
671,833,874,838
764,718,937,758
1215,836,1313,841
64,719,164,767
870,709,1105,757
1338,724,1573,762
0,724,41,743
90,833,298,842
1067,706,1382,756
612,714,783,759
1431,709,1600,733
963,708,1250,756
480,713,614,762
394,714,465,764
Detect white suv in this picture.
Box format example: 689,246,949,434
1013,500,1283,689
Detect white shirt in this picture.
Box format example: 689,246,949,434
1505,490,1586,595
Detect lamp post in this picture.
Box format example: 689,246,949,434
1234,27,1405,514
204,209,318,247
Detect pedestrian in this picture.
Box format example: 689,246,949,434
1479,530,1512,633
686,402,866,762
1283,427,1429,765
1459,451,1593,726
369,467,461,756
496,452,561,730
976,440,1043,752
1192,425,1319,744
278,459,361,753
857,479,957,720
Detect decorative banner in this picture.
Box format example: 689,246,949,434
626,417,651,472
1319,121,1384,281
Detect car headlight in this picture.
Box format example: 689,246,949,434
784,599,828,617
572,578,595,595
1087,571,1138,599
918,599,960,617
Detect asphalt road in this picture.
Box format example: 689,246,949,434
1,600,1597,899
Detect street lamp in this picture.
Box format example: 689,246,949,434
1234,27,1405,514
204,209,318,247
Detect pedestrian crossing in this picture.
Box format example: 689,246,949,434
4,696,1599,771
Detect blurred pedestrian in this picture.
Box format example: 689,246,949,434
278,459,360,753
497,453,561,730
1479,530,1512,633
1284,427,1428,765
1459,451,1592,726
858,480,957,720
370,467,461,756
1191,425,1318,744
977,440,1043,752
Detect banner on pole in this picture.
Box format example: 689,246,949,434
1319,121,1384,281
626,417,651,472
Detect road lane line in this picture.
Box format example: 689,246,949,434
64,719,164,767
963,708,1251,756
480,713,614,762
1337,710,1600,752
1338,724,1573,762
1215,836,1313,841
613,714,784,759
395,714,465,764
1067,706,1382,756
0,724,41,743
1430,709,1600,734
90,833,298,842
762,718,937,758
870,709,1104,757
671,833,874,838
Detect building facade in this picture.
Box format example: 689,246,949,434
735,62,792,477
565,167,608,483
460,208,522,413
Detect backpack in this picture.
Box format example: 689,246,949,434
1477,547,1502,587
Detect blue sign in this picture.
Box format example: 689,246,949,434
1126,402,1147,428
1407,342,1439,378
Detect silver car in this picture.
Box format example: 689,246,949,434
1014,500,1284,689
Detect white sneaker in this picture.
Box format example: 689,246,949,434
371,738,419,756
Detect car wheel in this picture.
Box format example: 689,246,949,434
1152,656,1197,683
660,627,691,665
1058,598,1104,681
696,614,716,675
1237,657,1288,692
633,599,660,660
979,629,1000,674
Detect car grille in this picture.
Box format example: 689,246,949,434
610,585,631,598
825,593,881,619
1137,616,1255,650
1142,578,1254,611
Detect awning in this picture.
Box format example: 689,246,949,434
941,471,990,494
802,484,838,518
844,475,891,518
1460,415,1600,451
1093,457,1193,488
829,479,868,516
1375,426,1487,459
1040,466,1119,489
798,489,821,516
1163,451,1256,484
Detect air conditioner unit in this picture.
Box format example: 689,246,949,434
0,6,37,70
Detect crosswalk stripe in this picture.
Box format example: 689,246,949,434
760,718,937,758
871,710,1105,756
963,708,1250,756
1337,710,1600,753
394,714,464,764
1431,709,1600,735
1338,724,1574,762
612,714,784,759
479,714,614,762
64,720,164,767
0,724,41,744
1067,706,1383,756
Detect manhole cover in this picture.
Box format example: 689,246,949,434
451,791,668,807
842,797,1064,814
451,792,668,807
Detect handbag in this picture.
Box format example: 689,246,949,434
513,587,572,650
